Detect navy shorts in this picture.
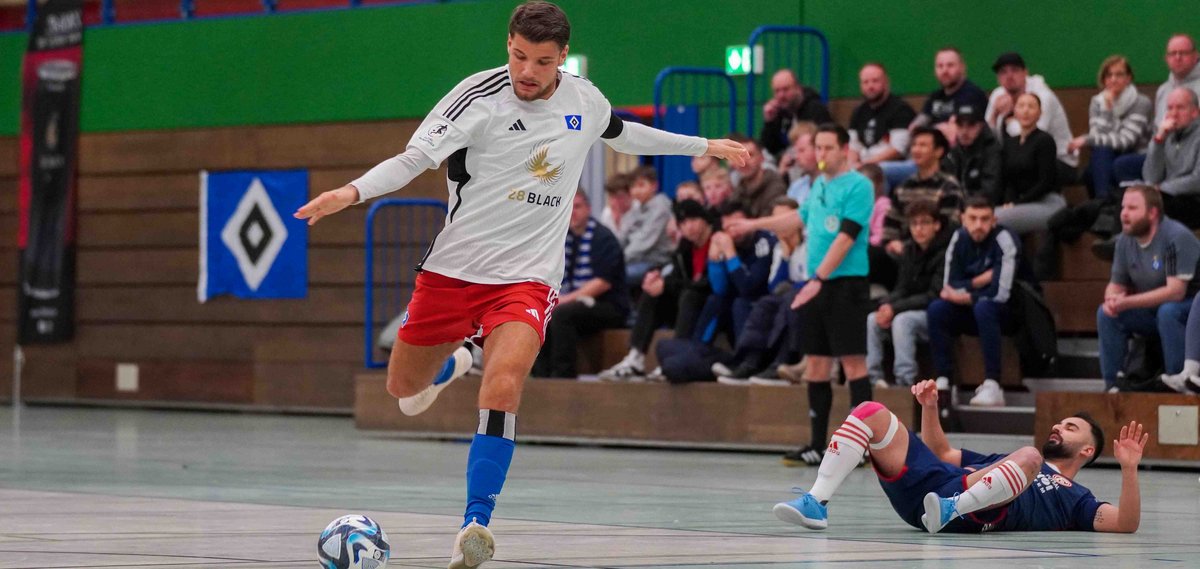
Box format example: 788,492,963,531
874,431,1001,532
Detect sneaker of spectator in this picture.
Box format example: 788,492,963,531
781,445,824,467
598,349,646,382
749,368,790,386
968,378,1007,406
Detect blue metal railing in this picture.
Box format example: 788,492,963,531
364,198,447,369
745,25,830,138
652,67,737,194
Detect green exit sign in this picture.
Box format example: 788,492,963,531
725,44,763,76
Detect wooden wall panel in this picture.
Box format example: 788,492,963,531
0,136,15,177
253,362,356,409
77,286,367,324
356,374,919,447
0,177,16,213
1036,392,1200,462
75,324,360,362
76,246,391,286
77,358,255,403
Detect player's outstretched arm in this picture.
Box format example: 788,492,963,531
599,115,748,167
1093,421,1148,533
913,379,962,466
295,185,360,226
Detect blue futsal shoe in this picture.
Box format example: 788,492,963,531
773,490,828,530
921,491,959,534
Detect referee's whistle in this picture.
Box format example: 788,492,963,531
818,161,826,170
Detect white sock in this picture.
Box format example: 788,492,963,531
953,460,1028,515
809,416,871,503
1182,360,1200,377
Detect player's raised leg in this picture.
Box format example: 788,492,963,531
450,321,541,569
922,445,1040,534
775,401,910,529
387,337,474,416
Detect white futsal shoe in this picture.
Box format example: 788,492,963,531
448,519,495,569
398,346,473,416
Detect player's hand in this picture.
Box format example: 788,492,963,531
791,278,821,309
705,139,750,168
1113,421,1149,469
911,379,940,407
295,185,359,226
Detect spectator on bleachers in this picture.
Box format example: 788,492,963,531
860,163,897,293
760,69,832,160
1068,56,1153,200
867,199,952,388
1098,185,1199,392
598,199,716,382
928,196,1035,408
943,102,1002,203
779,121,819,185
984,52,1078,177
997,93,1067,235
618,166,674,286
883,127,963,252
692,154,719,179
1113,34,1200,185
533,192,629,378
712,197,807,384
1161,293,1200,393
668,181,705,245
656,200,777,383
784,131,819,204
730,134,788,217
674,180,704,204
849,63,917,189
599,172,631,234
700,166,734,211
1142,87,1200,228
910,46,990,142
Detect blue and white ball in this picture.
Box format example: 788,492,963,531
317,514,390,569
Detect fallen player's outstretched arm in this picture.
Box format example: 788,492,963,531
912,379,961,466
1093,421,1148,533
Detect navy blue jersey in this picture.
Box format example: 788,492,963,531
960,449,1108,532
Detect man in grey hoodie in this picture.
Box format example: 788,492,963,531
1143,87,1200,227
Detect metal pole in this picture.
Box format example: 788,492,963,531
13,345,24,408
181,0,195,20
25,0,36,32
102,0,116,25
263,0,277,13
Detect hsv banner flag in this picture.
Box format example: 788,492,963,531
17,0,84,343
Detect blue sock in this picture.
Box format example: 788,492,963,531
464,409,515,528
432,353,458,385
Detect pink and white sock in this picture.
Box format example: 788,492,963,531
953,460,1029,515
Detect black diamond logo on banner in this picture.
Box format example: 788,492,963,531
220,178,289,291
238,205,272,265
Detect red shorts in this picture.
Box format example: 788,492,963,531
397,271,558,347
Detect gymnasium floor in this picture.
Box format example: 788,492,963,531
1,405,1197,568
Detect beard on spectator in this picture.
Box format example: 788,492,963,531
1122,216,1152,238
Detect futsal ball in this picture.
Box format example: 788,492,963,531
317,514,390,569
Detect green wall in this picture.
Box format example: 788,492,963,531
2,0,1199,135
807,0,1200,100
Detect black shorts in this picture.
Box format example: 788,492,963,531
799,276,870,357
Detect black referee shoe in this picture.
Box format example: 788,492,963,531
781,445,824,467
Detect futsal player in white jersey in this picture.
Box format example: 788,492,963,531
295,2,747,567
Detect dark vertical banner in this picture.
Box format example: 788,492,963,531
17,0,84,343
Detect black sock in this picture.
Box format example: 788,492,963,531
848,376,873,408
807,381,833,447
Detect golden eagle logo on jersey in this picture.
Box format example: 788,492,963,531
526,143,563,186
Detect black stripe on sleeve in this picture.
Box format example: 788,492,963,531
600,110,625,139
442,70,508,117
448,81,511,121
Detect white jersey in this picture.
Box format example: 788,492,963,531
354,65,707,288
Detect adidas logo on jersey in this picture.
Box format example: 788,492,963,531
508,119,527,131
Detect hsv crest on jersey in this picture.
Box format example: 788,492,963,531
565,115,582,130
526,143,564,185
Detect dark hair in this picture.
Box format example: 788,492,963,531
912,126,950,154
904,198,940,221
604,172,630,195
857,163,886,198
1073,411,1105,467
1125,184,1164,220
716,199,749,218
964,194,993,211
509,1,570,49
1017,91,1042,109
772,196,800,210
816,122,850,147
630,165,658,185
